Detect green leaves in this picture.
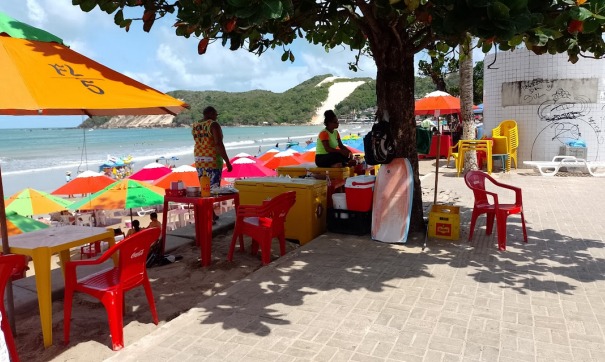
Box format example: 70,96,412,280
569,6,593,21
78,0,97,12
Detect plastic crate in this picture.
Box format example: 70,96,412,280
428,205,460,240
327,208,371,235
559,146,587,159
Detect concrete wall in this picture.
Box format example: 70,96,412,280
483,48,605,163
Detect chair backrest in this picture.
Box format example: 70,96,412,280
104,228,160,289
265,191,297,229
464,170,495,205
492,119,518,154
0,254,28,361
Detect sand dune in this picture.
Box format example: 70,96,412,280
310,77,366,124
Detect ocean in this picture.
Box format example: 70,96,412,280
0,124,370,196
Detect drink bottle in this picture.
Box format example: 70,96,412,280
200,170,211,197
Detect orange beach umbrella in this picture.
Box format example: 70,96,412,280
51,170,115,196
69,179,165,211
414,91,461,116
153,165,200,189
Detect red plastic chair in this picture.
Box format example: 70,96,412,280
228,191,296,265
0,254,29,362
465,171,527,250
63,228,160,351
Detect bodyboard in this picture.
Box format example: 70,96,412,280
371,158,414,243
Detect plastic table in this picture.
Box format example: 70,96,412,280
160,193,240,267
8,226,116,347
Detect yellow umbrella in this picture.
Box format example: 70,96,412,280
0,36,188,116
0,12,188,331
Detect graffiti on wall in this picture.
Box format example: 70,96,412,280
502,78,598,106
526,80,604,160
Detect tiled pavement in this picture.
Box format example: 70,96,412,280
106,164,605,361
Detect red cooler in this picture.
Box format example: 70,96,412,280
345,175,376,211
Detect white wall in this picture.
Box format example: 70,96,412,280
483,48,605,164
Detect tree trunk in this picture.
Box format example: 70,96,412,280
373,43,424,233
459,36,477,173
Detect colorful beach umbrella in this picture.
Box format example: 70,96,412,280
414,91,461,116
0,11,188,333
51,170,115,196
5,188,71,216
263,151,305,170
69,179,165,211
3,211,49,236
229,152,255,163
257,148,280,163
301,147,317,162
129,162,172,182
153,165,200,189
223,157,277,179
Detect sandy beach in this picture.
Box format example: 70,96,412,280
14,213,301,362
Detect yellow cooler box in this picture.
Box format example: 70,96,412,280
277,163,351,180
234,178,327,245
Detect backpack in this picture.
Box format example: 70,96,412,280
364,119,395,165
146,239,164,268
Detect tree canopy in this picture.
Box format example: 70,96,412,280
74,0,605,232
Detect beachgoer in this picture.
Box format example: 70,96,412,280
315,110,353,168
146,212,162,229
126,219,141,237
305,138,313,146
65,171,74,198
192,106,233,221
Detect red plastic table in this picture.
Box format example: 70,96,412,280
426,134,452,158
161,193,239,267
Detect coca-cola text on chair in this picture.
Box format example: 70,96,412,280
464,171,527,250
228,191,296,265
63,228,160,351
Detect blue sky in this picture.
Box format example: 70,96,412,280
0,1,477,129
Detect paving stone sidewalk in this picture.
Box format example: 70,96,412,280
107,164,605,362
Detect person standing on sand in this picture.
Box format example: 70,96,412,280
192,106,233,220
315,110,353,168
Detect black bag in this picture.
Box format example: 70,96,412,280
364,119,395,165
146,239,163,268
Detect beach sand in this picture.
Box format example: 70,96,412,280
14,216,301,362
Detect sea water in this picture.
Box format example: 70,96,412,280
0,124,369,196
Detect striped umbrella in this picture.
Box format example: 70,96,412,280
5,188,71,216
3,211,49,236
69,179,165,211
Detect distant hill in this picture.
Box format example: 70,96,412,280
80,74,437,128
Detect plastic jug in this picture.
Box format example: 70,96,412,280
199,171,211,197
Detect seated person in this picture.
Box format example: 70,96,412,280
146,212,162,229
315,110,353,168
126,220,141,237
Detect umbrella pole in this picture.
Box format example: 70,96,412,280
433,118,442,206
0,165,17,333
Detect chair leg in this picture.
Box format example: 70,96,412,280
238,234,245,252
496,213,508,251
468,210,480,241
260,238,271,265
102,292,125,351
520,212,528,242
227,232,239,262
1,310,19,362
485,213,495,236
142,279,159,324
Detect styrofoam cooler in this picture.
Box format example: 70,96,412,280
331,193,349,219
345,175,376,211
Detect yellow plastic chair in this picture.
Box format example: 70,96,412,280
457,140,493,176
446,141,460,169
491,120,519,171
